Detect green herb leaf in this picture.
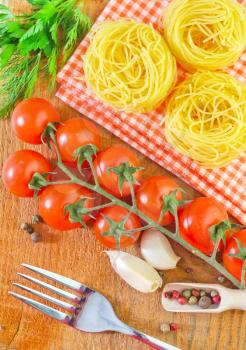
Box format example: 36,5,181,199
0,4,14,21
0,44,15,69
26,0,50,8
0,0,91,119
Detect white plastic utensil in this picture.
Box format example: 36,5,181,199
162,282,246,313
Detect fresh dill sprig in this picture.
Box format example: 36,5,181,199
0,0,91,119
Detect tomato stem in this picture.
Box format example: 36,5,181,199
210,237,221,261
40,135,243,289
241,260,246,289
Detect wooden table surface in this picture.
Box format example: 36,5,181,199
0,1,246,350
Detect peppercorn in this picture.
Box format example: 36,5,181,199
31,232,41,243
182,289,191,299
185,267,193,274
160,323,171,333
200,290,206,297
178,296,187,305
210,290,219,298
212,295,221,304
191,289,200,297
170,323,178,332
218,276,225,283
32,214,43,224
20,223,34,233
188,296,198,305
171,290,180,299
198,296,212,309
164,291,172,299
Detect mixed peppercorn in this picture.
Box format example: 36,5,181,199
164,288,221,309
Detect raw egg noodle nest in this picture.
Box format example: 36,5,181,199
163,71,246,169
83,19,177,113
163,0,246,71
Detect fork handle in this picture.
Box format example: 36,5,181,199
131,330,181,350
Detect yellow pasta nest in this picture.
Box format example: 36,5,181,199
163,71,246,168
83,19,177,113
163,0,246,72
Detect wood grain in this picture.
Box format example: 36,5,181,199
0,1,245,350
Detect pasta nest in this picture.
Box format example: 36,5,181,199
163,71,246,168
84,19,177,113
163,0,246,71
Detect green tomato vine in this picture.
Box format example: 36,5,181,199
29,123,246,290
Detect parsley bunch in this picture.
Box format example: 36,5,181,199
0,0,91,118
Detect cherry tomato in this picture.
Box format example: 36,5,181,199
136,175,182,225
11,98,60,144
93,146,142,198
2,150,52,197
179,197,228,256
223,229,246,282
93,205,141,248
56,117,101,164
39,183,94,231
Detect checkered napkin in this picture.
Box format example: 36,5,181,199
56,0,246,225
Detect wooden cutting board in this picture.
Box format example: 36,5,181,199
0,1,245,349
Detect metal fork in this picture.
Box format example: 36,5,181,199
9,263,181,350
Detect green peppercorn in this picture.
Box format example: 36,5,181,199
160,323,171,333
32,215,43,224
210,290,218,297
182,289,191,299
200,290,206,297
188,296,198,305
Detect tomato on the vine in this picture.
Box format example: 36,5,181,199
2,150,52,197
11,98,60,144
93,145,142,198
93,205,141,248
223,229,246,282
136,175,182,225
179,197,228,256
56,118,101,164
39,183,94,231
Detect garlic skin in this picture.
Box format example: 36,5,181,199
105,250,162,293
140,228,180,270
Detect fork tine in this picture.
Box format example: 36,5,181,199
13,283,77,313
9,291,72,323
22,263,93,294
17,273,81,303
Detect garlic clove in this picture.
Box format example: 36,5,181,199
105,250,162,293
140,228,181,270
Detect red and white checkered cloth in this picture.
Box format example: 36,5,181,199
56,0,246,225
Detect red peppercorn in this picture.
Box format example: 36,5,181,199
178,296,187,305
170,323,178,332
212,295,221,304
171,290,180,299
164,291,172,299
191,289,200,297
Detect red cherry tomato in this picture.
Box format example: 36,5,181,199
11,98,61,144
136,175,182,225
179,197,228,256
56,117,101,164
223,229,246,282
93,146,142,198
38,183,94,231
2,150,52,197
93,205,141,248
